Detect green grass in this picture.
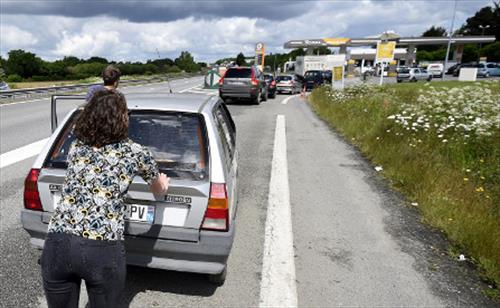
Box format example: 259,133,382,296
309,80,500,298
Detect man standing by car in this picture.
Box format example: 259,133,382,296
86,65,121,101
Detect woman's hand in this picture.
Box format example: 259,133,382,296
150,173,170,195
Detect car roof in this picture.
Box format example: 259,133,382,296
125,93,216,113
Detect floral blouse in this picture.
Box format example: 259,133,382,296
47,139,159,241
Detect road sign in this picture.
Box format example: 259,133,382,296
255,42,266,70
375,41,396,63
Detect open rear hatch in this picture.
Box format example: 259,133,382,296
40,96,211,242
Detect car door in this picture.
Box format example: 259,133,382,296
213,102,238,221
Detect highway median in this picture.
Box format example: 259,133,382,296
308,80,500,299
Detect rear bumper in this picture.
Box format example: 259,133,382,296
219,87,258,99
21,209,234,274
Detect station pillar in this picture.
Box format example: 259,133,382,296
306,47,315,55
453,44,464,63
406,44,416,67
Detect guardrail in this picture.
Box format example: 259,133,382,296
0,73,200,102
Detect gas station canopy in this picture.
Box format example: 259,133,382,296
284,36,496,48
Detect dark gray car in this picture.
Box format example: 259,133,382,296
219,66,268,104
21,93,238,285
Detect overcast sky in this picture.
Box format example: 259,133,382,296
0,0,493,63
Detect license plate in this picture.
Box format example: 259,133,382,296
229,81,245,85
126,204,154,223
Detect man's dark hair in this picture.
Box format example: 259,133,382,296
74,90,128,147
102,65,121,86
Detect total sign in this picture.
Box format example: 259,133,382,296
255,42,266,70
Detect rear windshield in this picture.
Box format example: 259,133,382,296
276,76,292,81
263,75,274,81
46,111,209,180
224,68,252,78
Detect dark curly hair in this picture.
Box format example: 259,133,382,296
74,90,128,147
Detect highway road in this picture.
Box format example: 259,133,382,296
0,76,495,307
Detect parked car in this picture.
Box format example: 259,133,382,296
476,62,500,77
397,67,432,82
263,74,277,98
275,74,303,94
304,70,325,90
322,70,332,84
219,66,268,104
0,81,10,91
455,63,477,77
446,63,461,75
426,63,444,78
22,93,238,285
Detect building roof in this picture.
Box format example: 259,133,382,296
284,36,496,48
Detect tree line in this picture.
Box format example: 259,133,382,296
0,50,206,83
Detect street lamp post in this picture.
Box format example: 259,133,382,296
443,0,457,80
479,25,490,49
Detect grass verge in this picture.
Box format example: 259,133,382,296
309,80,500,299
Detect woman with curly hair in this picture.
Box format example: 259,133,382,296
40,90,169,308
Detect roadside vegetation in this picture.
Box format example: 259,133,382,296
0,50,206,86
309,80,500,298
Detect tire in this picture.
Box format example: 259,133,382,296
427,76,432,82
207,267,227,286
485,72,490,78
270,92,276,99
397,80,402,83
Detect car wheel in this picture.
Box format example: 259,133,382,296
397,80,402,83
207,267,227,286
427,76,432,82
485,72,490,78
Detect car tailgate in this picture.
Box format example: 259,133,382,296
37,168,210,242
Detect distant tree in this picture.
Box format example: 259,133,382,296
5,49,43,78
457,2,499,40
235,52,246,66
419,26,447,52
175,51,200,72
0,56,6,80
422,26,447,37
86,56,108,64
61,56,82,67
312,46,332,55
480,41,500,61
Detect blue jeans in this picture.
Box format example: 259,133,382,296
41,232,126,308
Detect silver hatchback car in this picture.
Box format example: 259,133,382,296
22,93,238,284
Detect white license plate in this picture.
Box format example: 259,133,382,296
126,204,154,223
230,81,245,85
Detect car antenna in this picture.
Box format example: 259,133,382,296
156,48,173,93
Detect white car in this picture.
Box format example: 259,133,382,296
426,63,444,78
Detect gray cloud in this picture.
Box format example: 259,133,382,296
2,0,313,22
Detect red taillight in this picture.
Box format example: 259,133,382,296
201,183,229,231
271,80,276,86
219,76,225,86
251,69,259,86
24,169,42,211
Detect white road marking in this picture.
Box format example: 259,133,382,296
281,94,300,105
0,98,48,107
259,115,297,308
179,84,202,93
0,138,50,168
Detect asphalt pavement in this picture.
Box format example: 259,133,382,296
0,76,496,307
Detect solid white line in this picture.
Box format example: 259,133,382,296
281,94,300,105
259,115,297,308
0,138,50,168
0,98,49,107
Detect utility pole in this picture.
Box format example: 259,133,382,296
443,0,457,80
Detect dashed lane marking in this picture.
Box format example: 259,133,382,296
0,138,50,169
259,115,298,307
